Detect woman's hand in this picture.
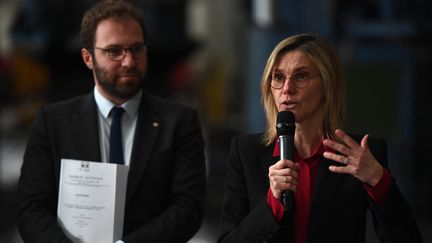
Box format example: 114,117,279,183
323,129,383,186
268,159,299,200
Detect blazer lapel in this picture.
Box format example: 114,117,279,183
126,94,160,202
262,140,278,184
308,158,345,240
70,93,101,162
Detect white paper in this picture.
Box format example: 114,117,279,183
57,159,128,243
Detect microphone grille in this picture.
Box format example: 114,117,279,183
276,111,295,136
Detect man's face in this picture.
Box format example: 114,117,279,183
82,16,148,104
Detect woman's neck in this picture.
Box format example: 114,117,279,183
294,121,322,158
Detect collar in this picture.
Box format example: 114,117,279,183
273,138,326,163
93,86,142,120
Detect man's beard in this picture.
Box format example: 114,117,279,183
93,62,145,100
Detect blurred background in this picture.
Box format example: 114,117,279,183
0,0,431,242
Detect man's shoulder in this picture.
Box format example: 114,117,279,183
144,94,197,114
44,93,93,112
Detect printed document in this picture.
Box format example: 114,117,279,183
57,159,128,243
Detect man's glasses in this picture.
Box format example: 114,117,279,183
92,44,148,61
270,71,319,89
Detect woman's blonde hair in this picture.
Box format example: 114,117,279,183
261,33,345,145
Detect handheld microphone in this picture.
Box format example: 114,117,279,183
276,111,295,211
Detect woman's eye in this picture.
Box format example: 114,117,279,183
295,72,308,80
274,74,285,81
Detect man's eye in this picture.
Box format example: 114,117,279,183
131,46,142,52
108,48,123,56
131,45,147,55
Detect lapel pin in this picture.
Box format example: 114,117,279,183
152,122,159,128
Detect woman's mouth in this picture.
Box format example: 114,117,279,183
281,101,298,110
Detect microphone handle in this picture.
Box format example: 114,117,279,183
279,135,294,211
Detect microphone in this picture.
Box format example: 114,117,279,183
276,111,295,211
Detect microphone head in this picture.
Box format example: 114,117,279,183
276,111,295,136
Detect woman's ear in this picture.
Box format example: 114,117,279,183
81,48,94,70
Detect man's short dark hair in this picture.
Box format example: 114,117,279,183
80,0,147,50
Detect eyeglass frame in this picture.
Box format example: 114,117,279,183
269,71,320,89
91,44,148,61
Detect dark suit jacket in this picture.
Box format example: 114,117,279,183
17,92,206,243
218,133,422,243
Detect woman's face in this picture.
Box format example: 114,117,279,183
270,50,324,124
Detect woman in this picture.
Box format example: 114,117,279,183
218,34,422,243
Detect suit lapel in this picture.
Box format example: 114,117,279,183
126,94,160,202
262,140,278,184
308,158,345,240
70,93,101,162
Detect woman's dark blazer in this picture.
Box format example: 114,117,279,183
218,133,422,243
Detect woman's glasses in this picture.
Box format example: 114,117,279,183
270,71,319,89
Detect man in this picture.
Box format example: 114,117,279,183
17,1,206,242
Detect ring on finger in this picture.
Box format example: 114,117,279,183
342,157,349,164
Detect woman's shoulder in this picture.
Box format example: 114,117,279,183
347,133,386,146
232,133,264,145
229,133,273,153
347,132,387,161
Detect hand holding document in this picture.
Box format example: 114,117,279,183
57,159,129,243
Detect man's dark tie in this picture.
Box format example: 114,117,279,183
109,106,125,164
